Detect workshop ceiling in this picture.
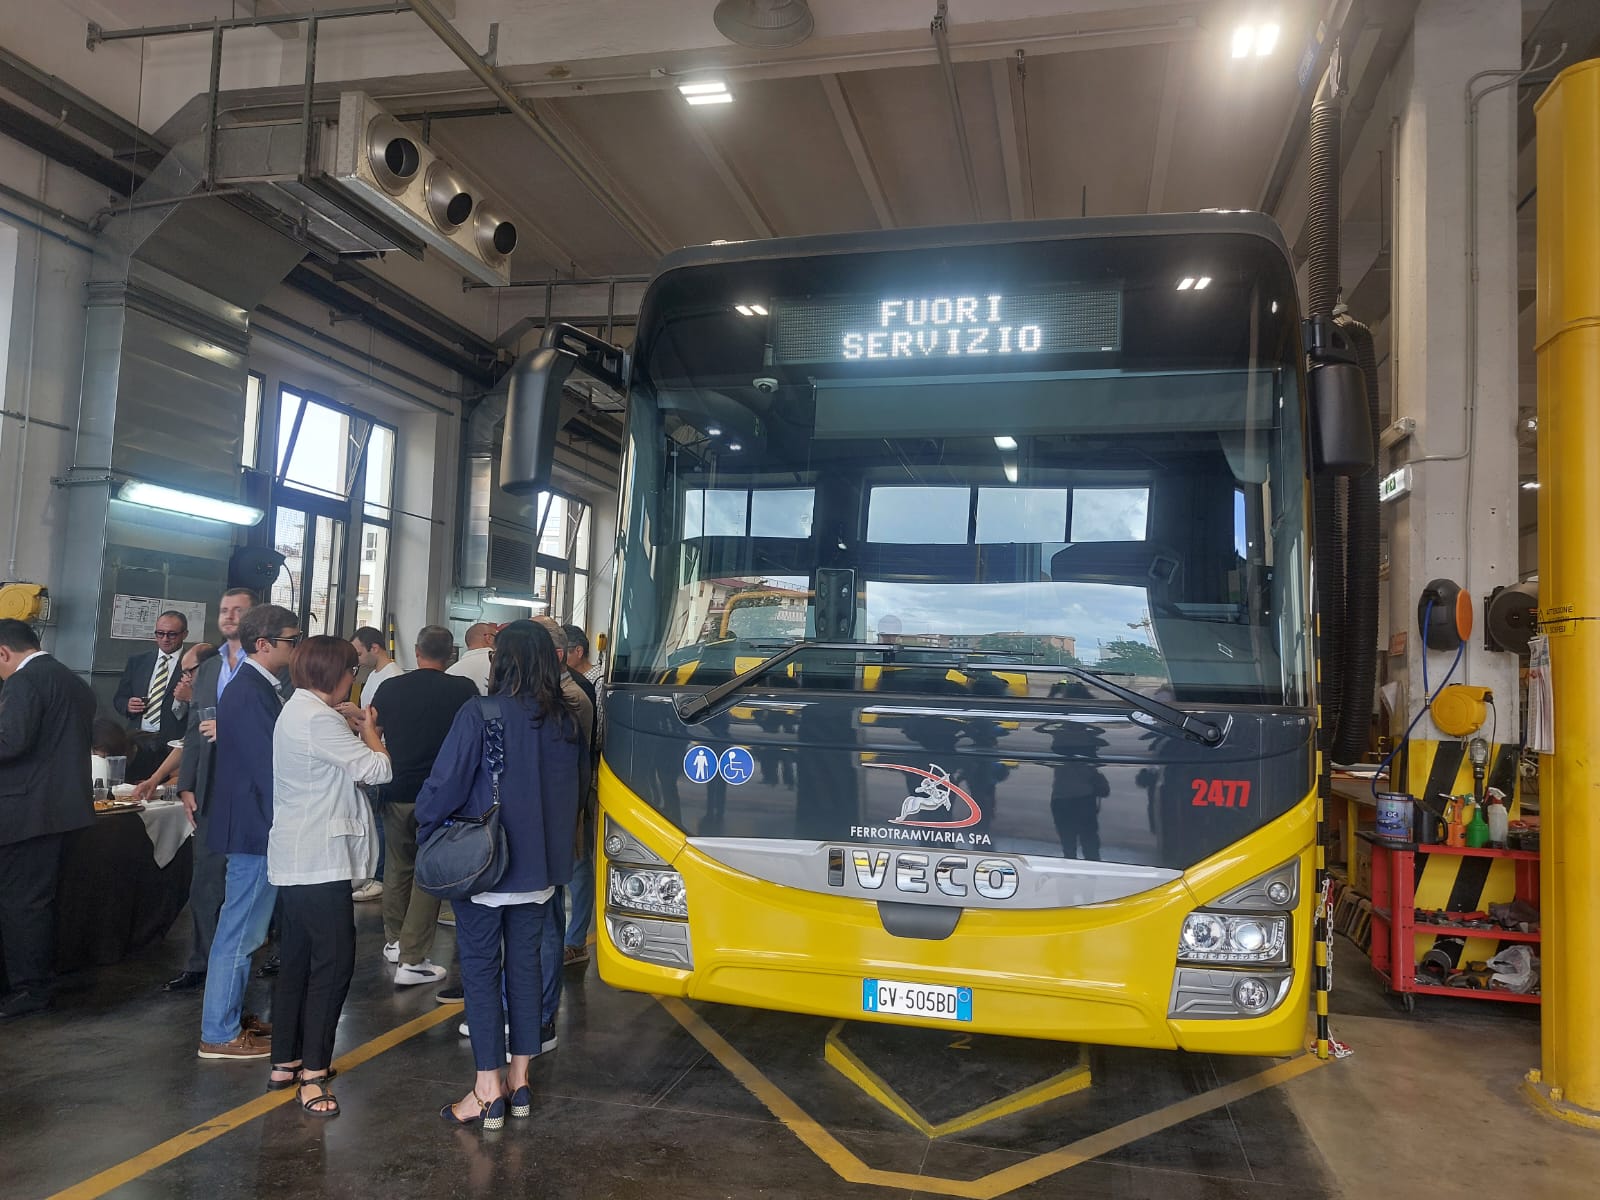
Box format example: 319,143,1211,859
76,0,1327,280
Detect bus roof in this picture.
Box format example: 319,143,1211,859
652,211,1292,278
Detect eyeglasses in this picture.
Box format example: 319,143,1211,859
154,630,185,639
266,635,304,647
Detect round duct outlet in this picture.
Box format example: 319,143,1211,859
713,0,814,48
475,210,518,266
366,116,421,195
425,162,474,232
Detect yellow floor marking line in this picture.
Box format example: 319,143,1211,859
823,1020,1092,1138
48,1003,463,1200
659,997,1328,1199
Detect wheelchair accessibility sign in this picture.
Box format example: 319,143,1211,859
683,745,756,785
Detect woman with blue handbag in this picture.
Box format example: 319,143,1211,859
415,620,583,1128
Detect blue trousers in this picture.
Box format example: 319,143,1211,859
564,856,595,949
200,853,276,1045
544,889,564,1024
456,898,552,1071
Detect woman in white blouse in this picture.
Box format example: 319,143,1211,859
267,635,392,1117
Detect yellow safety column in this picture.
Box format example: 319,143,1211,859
1528,58,1600,1126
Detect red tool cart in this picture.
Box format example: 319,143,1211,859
1358,830,1541,1012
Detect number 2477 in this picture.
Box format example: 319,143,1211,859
1191,779,1251,808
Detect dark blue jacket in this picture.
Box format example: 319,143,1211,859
416,694,582,894
208,662,282,857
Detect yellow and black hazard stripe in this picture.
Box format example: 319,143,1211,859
1404,738,1527,969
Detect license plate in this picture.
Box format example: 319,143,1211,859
862,978,973,1022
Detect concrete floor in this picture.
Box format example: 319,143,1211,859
5,907,1599,1199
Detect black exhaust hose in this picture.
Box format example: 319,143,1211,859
1333,314,1381,763
1306,96,1345,748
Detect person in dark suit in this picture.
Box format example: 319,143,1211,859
197,603,299,1060
168,588,255,993
112,610,190,742
0,619,96,1018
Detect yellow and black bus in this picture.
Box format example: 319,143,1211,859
508,211,1371,1056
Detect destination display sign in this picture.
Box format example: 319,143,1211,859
770,287,1121,365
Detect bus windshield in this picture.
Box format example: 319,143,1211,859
613,230,1311,710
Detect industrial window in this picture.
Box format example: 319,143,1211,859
273,385,396,635
241,371,264,470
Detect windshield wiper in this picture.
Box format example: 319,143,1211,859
676,640,893,724
1052,664,1226,746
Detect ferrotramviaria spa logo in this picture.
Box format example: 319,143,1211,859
865,762,982,829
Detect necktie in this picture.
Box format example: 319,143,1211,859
147,653,172,716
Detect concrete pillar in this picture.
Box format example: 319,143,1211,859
1388,0,1521,726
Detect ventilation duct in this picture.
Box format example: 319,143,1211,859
713,0,815,48
211,91,517,286
56,123,308,694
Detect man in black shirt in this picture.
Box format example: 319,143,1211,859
371,625,478,985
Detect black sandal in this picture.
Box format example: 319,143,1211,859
268,1064,336,1091
298,1075,340,1118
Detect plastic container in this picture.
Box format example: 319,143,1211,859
1486,789,1509,847
1376,792,1414,839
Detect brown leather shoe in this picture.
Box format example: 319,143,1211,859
242,1011,273,1037
197,1032,271,1060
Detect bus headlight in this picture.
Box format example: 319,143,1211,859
609,865,690,918
1177,912,1287,965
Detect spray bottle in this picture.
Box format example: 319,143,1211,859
1485,786,1509,848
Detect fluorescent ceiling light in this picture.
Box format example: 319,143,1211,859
1176,277,1195,290
118,480,264,527
1521,480,1541,490
1231,25,1254,58
678,80,728,96
1270,300,1279,313
685,92,734,106
994,435,1018,450
734,304,754,316
1194,276,1212,290
1003,461,1019,484
1255,24,1280,56
750,303,768,316
726,441,743,451
707,425,723,436
484,592,549,611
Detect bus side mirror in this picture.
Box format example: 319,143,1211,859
501,347,576,495
1308,360,1373,476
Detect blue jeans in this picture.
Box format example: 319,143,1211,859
564,856,595,949
455,898,552,1071
200,854,277,1045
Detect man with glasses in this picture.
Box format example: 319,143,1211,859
168,589,256,993
131,643,217,803
112,611,189,742
197,603,299,1060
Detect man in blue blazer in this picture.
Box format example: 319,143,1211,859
0,619,96,1018
197,603,299,1060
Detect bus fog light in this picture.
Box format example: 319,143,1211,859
1234,977,1272,1013
604,831,627,858
609,865,690,918
1265,879,1293,906
605,914,693,969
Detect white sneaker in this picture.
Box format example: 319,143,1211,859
382,941,400,964
394,960,448,986
352,880,384,902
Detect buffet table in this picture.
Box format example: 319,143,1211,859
0,805,193,990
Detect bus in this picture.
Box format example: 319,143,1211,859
506,212,1371,1055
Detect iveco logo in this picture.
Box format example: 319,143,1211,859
827,848,1019,900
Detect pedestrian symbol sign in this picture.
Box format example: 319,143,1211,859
719,746,755,786
683,745,716,783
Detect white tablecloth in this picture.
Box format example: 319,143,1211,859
137,800,194,869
